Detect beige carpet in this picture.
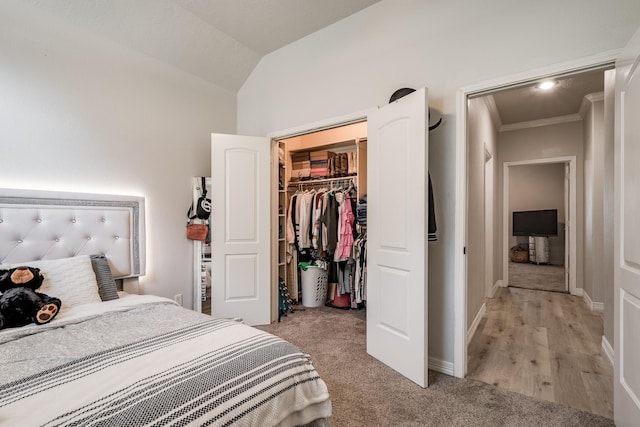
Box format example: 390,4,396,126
509,261,566,292
258,305,613,426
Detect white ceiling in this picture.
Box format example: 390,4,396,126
26,0,381,92
22,0,608,121
485,68,608,130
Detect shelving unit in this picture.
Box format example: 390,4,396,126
270,141,289,321
278,142,287,288
192,176,212,315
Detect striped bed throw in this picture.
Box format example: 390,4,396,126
0,318,331,426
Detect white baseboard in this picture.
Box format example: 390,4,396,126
428,357,455,376
467,303,486,345
492,280,504,296
582,290,593,309
601,336,614,366
582,290,604,312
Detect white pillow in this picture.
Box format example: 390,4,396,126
1,255,102,308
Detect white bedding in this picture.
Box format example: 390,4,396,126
0,295,332,426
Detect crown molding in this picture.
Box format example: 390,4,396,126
578,91,605,118
500,114,582,132
483,95,502,131
585,91,605,102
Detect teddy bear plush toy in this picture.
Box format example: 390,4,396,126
0,266,62,329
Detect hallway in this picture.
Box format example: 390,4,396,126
467,287,612,418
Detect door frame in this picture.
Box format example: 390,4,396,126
268,109,373,141
454,49,620,378
484,145,495,298
502,157,577,295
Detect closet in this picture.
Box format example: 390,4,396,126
275,121,368,309
197,125,367,316
210,86,430,387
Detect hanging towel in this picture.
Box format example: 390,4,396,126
428,174,437,242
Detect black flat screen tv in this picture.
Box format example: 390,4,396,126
512,209,558,236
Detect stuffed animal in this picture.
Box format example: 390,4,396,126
0,266,61,329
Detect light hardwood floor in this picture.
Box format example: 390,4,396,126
467,286,613,418
508,261,566,293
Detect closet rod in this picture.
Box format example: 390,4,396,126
287,176,355,188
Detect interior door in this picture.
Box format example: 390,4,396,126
564,162,570,292
614,25,640,426
366,87,429,387
211,133,271,326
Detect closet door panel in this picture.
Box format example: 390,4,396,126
211,133,271,326
225,254,257,299
378,266,410,337
378,120,409,250
367,87,429,388
225,150,258,242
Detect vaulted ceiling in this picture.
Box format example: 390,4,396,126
25,0,607,124
25,0,381,92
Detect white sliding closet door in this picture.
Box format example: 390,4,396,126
366,87,429,387
211,133,271,326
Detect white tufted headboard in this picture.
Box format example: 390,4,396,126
0,188,145,279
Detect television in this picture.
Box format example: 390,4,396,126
512,209,558,236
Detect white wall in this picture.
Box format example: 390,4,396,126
467,97,498,328
0,2,236,308
583,95,606,303
238,0,640,364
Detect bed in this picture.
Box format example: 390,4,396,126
0,189,331,426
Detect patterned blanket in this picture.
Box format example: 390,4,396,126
0,296,331,426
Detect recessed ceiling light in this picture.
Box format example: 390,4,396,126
537,81,556,90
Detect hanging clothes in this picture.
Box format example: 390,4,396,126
288,180,365,307
335,190,356,261
428,174,437,242
311,189,327,251
321,191,330,253
321,191,339,256
356,194,367,225
298,190,315,249
352,229,367,304
286,192,297,263
336,261,354,295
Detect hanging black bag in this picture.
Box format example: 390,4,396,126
186,177,211,241
188,177,211,220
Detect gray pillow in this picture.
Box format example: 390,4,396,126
90,255,119,301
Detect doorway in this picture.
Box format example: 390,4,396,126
457,59,614,415
503,158,576,294
454,54,617,378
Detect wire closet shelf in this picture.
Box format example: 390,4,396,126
287,177,356,191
